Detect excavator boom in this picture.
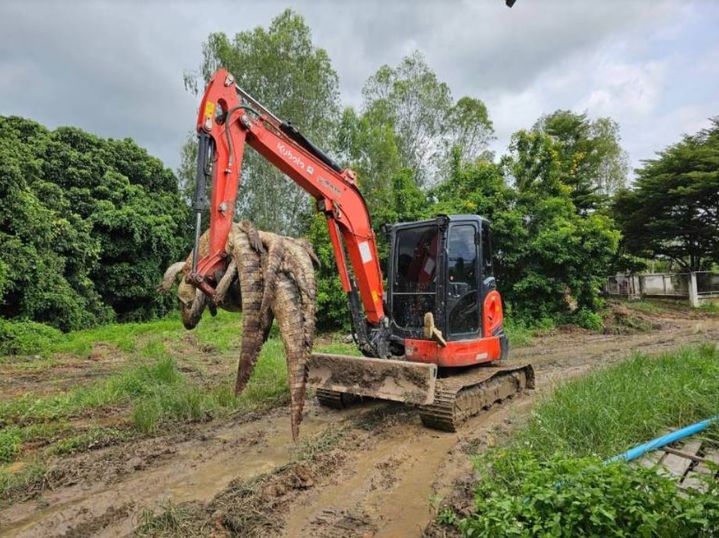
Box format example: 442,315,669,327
189,69,385,333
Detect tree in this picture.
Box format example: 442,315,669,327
335,107,403,212
0,116,189,330
362,51,494,186
534,110,628,211
184,9,340,234
445,96,494,164
614,119,719,271
430,130,620,325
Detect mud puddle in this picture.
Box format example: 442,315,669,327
0,405,373,537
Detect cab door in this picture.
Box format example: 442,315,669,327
446,222,480,339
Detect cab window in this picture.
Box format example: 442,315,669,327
448,225,479,335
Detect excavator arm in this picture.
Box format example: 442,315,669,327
188,69,387,353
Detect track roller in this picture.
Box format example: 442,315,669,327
419,364,534,432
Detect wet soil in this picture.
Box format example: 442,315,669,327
1,307,717,537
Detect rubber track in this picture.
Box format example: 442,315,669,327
419,365,534,432
316,388,346,409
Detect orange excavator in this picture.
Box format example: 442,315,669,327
187,69,533,431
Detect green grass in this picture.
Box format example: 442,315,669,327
517,343,719,458
313,340,361,356
504,317,555,348
0,308,363,503
621,300,662,314
49,310,243,358
1,346,288,439
0,307,360,469
0,356,179,424
129,340,288,435
699,301,719,314
452,451,719,537
48,427,134,456
444,343,719,537
0,461,46,501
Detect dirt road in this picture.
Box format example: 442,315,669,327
2,309,717,537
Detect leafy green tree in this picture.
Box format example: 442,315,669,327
430,133,620,325
184,9,340,234
444,96,494,164
335,107,403,209
0,116,188,330
534,110,628,211
362,51,494,186
614,119,719,271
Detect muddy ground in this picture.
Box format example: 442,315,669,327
1,303,718,537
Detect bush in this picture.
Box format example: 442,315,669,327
0,319,62,355
572,307,604,331
0,116,189,330
442,344,719,536
456,450,719,537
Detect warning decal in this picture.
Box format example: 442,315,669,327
358,241,373,264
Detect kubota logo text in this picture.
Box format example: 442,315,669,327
277,142,305,171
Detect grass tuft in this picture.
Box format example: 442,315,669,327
0,461,47,501
48,427,132,455
517,343,719,458
136,501,195,537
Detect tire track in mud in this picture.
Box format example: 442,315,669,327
281,318,719,537
0,407,365,537
1,317,717,537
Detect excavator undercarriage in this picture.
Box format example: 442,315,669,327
308,353,534,431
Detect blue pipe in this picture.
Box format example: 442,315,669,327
605,416,719,464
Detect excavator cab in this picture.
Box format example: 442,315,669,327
386,215,499,344
381,215,508,367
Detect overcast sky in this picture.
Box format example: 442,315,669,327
1,0,717,177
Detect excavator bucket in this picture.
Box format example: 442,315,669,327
307,353,438,405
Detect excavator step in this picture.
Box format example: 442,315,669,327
307,353,438,405
418,364,535,432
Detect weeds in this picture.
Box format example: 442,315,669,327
293,426,347,462
0,345,288,458
445,343,719,537
504,317,555,348
622,300,662,314
0,319,62,356
517,343,719,458
699,302,719,314
0,461,46,502
48,427,133,456
0,428,21,464
459,451,719,537
136,501,197,537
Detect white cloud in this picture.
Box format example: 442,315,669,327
579,59,666,118
0,0,716,176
